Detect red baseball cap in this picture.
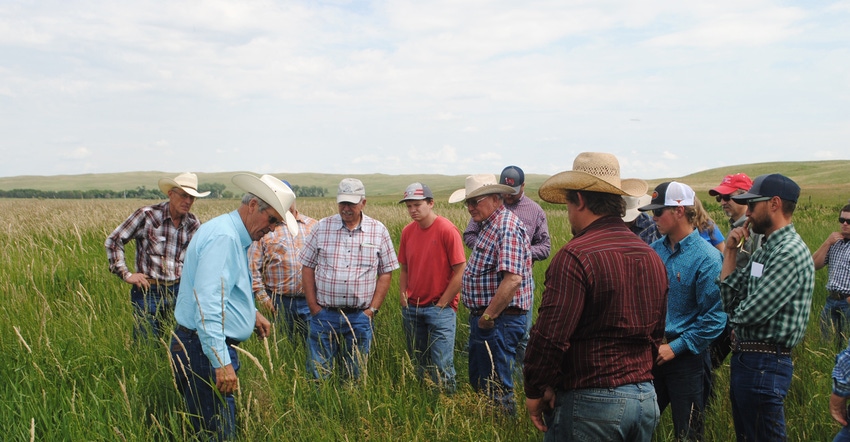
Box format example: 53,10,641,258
708,173,753,196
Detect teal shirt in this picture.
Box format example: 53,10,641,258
175,210,257,368
651,228,725,356
719,223,814,348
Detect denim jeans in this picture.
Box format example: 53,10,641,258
401,304,457,392
821,297,850,348
272,295,310,342
130,283,177,341
468,312,526,414
170,327,239,441
515,283,535,374
653,351,707,440
307,308,372,381
544,382,659,442
836,424,850,442
729,351,793,441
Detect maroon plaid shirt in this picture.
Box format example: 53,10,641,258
524,216,668,399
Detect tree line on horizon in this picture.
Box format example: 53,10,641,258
0,183,328,199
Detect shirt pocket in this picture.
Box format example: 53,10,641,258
357,243,380,268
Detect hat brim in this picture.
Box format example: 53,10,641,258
337,194,363,204
708,185,739,196
731,191,762,202
539,171,647,204
449,184,515,203
231,174,299,237
158,178,211,197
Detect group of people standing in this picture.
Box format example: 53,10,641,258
104,153,847,441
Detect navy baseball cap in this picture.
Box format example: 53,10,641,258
499,166,525,195
731,173,800,204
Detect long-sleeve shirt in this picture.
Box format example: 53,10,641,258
730,214,763,270
174,211,257,368
524,216,668,400
248,213,317,301
719,223,814,348
298,213,399,309
651,229,726,356
464,194,550,263
105,201,199,282
461,205,532,310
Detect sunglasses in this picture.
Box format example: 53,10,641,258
261,209,281,225
715,194,732,203
839,218,850,225
651,207,668,217
746,196,772,210
465,196,489,208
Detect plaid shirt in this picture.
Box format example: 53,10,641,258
105,201,200,282
464,194,551,262
834,346,850,397
298,213,399,309
720,223,814,348
461,205,532,310
248,212,317,302
824,239,850,293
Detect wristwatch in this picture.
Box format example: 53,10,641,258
482,313,493,321
369,307,379,315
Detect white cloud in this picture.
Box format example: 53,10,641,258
61,147,93,160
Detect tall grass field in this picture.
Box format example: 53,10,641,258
1,193,846,441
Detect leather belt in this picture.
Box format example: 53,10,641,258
322,306,365,314
271,291,305,298
471,306,527,316
147,278,180,287
175,325,241,346
829,290,850,300
732,340,791,356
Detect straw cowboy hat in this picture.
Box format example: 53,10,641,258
448,174,517,203
539,152,648,204
158,172,211,197
231,173,299,237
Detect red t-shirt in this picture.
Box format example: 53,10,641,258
398,216,466,310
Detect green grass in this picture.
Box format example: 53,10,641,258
1,187,848,441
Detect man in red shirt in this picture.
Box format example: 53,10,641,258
524,152,668,440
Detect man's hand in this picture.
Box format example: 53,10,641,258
656,343,676,365
478,313,496,330
254,311,271,340
527,387,556,432
215,364,238,394
259,297,276,315
124,273,150,289
826,232,844,247
830,393,849,426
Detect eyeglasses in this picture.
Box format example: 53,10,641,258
746,197,772,210
261,209,281,225
715,194,732,203
839,218,850,225
171,189,196,201
465,196,489,208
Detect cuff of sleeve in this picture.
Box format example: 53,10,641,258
834,379,850,398
669,338,688,356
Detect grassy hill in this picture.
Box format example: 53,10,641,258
2,160,849,204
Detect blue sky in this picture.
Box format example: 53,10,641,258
1,1,848,179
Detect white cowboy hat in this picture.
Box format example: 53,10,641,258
622,194,652,222
231,174,299,237
158,172,211,197
448,174,517,203
539,152,648,204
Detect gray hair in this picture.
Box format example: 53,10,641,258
241,193,271,211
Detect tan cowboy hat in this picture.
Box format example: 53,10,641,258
158,172,211,197
539,152,648,204
448,174,516,203
231,174,299,237
622,194,652,222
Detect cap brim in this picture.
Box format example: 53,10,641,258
708,185,738,196
337,194,363,204
638,203,666,211
731,191,762,202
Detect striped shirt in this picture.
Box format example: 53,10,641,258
461,205,532,310
464,194,551,262
524,216,668,400
720,223,814,348
298,213,399,309
248,212,318,302
105,201,200,282
824,239,850,294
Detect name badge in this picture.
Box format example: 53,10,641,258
751,262,764,278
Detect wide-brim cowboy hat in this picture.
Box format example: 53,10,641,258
448,174,516,203
538,152,648,204
231,173,299,237
158,172,211,197
622,194,652,222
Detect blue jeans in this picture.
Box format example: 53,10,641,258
836,424,850,442
544,382,659,442
401,305,457,392
307,308,372,381
653,351,707,440
170,327,239,441
468,312,526,414
729,351,793,441
272,295,310,342
515,281,535,372
131,283,177,341
821,297,850,347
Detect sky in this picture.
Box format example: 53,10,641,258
1,1,848,180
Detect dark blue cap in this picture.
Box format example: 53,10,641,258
732,173,800,203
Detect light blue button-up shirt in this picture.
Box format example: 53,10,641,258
175,210,257,368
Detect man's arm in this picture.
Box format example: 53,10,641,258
105,208,151,289
398,264,409,307
530,211,551,262
366,272,392,318
437,262,465,308
302,266,320,315
479,271,521,329
462,219,480,249
813,232,841,270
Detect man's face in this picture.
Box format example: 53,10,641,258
716,189,747,219
652,207,677,236
168,187,196,218
246,201,283,241
503,184,524,206
338,199,365,226
840,211,850,239
405,199,433,223
746,198,773,235
467,194,499,223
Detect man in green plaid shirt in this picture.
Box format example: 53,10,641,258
718,173,814,441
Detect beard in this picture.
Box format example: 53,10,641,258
749,213,772,235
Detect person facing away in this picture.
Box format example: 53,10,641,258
105,172,210,340
622,193,660,245
397,182,466,393
639,181,725,441
719,173,814,441
248,179,318,343
524,152,667,441
692,195,725,253
813,203,850,348
449,173,532,415
298,178,399,382
170,173,296,440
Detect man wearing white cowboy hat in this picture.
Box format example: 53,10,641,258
450,174,532,415
170,173,297,440
523,152,668,440
105,172,211,341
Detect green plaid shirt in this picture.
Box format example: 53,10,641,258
720,223,814,348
